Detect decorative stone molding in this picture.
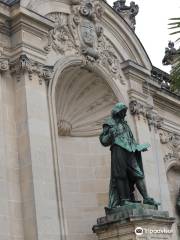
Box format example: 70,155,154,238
57,120,72,136
0,58,9,72
129,99,146,119
146,109,164,131
129,100,164,131
10,55,54,85
44,2,124,83
159,131,180,165
97,35,124,84
113,0,139,31
45,12,79,55
70,0,104,61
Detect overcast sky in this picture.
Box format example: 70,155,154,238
107,0,180,72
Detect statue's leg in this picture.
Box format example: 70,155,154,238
129,181,136,201
116,178,130,203
136,178,148,199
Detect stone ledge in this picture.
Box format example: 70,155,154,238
93,203,175,232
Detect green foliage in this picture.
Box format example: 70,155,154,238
168,18,180,90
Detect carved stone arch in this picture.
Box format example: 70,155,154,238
24,0,151,71
47,55,127,239
102,4,152,70
49,55,126,137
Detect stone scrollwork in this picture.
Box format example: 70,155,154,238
10,55,54,85
159,131,180,165
0,58,9,72
97,36,124,84
129,100,164,131
45,13,79,55
45,1,124,83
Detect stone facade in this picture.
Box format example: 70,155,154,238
0,0,179,240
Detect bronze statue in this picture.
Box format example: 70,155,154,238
100,102,157,208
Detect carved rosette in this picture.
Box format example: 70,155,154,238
10,55,54,85
0,59,9,72
129,100,164,131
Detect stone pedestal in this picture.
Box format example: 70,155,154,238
93,203,175,240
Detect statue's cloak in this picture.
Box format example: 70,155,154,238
99,102,149,208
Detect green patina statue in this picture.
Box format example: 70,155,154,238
100,102,158,208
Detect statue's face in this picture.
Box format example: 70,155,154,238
118,109,127,119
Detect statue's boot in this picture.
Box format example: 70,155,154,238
136,179,160,207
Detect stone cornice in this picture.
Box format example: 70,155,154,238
121,60,151,81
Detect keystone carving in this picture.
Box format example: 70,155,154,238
10,55,54,85
129,100,164,131
70,0,104,61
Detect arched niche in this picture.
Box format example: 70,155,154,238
55,65,117,137
167,163,180,222
48,56,126,240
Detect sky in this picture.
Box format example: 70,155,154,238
107,0,180,72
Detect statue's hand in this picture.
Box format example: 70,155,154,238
142,147,148,152
109,127,117,137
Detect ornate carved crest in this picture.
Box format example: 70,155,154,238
70,0,104,61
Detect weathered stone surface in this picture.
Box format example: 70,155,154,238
0,0,179,240
93,204,175,240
